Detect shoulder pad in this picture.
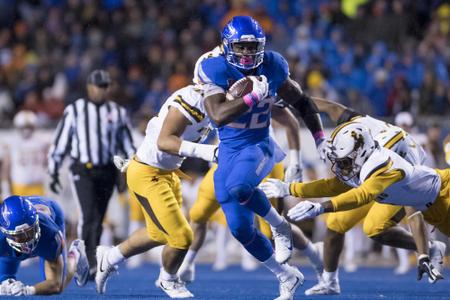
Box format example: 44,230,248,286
360,148,393,181
263,51,289,82
170,86,206,124
198,56,229,89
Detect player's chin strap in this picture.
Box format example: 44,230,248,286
179,141,218,163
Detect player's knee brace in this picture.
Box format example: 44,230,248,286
168,225,194,250
228,183,254,204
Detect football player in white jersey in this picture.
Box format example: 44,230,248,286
96,85,216,298
261,98,446,295
261,121,450,287
2,111,49,197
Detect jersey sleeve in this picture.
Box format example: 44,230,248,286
197,58,227,96
38,216,65,261
330,169,405,211
170,89,206,125
289,177,352,198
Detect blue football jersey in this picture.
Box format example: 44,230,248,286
198,51,289,148
0,197,65,262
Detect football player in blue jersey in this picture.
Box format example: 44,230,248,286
194,16,327,300
0,195,89,296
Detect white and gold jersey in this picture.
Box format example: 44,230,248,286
6,134,48,185
193,46,223,85
136,85,211,170
357,147,440,211
352,115,426,165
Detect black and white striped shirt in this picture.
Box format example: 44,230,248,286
48,98,135,176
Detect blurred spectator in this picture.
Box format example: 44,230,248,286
366,69,389,116
387,76,412,115
394,111,415,133
427,123,446,168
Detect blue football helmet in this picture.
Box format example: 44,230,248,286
222,16,266,70
0,196,41,254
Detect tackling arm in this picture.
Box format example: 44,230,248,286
157,107,217,162
324,169,404,212
311,96,363,125
289,177,351,198
259,176,352,199
311,97,349,123
157,106,192,154
285,170,404,222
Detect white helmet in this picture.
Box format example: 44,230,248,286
13,111,37,128
326,122,377,181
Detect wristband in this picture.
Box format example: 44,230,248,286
24,286,36,295
313,130,325,143
243,92,259,108
179,141,217,162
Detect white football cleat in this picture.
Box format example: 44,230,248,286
158,278,194,298
68,239,90,287
305,277,340,295
178,263,196,283
95,246,118,294
271,219,293,264
274,264,304,300
430,240,446,282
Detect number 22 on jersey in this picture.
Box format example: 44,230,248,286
228,101,271,129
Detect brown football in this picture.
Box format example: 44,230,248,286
228,77,253,99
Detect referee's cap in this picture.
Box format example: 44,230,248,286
87,69,111,87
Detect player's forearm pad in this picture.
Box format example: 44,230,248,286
179,141,217,162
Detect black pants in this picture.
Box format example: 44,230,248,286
70,163,116,273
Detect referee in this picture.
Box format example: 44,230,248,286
48,69,135,277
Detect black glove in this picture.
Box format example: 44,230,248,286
417,255,443,283
49,174,62,194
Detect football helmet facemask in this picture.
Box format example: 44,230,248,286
327,123,377,181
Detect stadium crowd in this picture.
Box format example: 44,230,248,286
0,0,449,128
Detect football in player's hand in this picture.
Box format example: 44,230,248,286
228,77,254,99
